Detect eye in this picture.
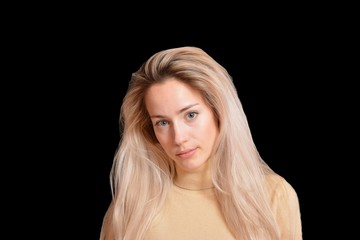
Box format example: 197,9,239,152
186,111,198,120
155,120,168,127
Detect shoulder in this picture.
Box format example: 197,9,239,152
264,173,303,239
264,173,301,214
264,173,298,201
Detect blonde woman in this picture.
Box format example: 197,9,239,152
100,46,302,240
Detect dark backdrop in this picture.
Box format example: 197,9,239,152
82,40,315,238
10,3,356,238
30,24,338,239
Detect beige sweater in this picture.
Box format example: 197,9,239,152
145,174,302,240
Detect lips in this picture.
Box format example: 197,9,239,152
176,148,197,159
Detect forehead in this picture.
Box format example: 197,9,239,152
144,78,204,114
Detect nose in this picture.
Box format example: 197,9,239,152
173,121,188,145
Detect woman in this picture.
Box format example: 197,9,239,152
100,46,302,240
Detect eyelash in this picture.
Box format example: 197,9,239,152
186,111,198,120
155,111,198,127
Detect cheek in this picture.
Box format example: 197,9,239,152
203,128,217,143
200,118,219,143
156,135,174,157
154,131,169,148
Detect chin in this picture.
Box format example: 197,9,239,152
177,160,208,172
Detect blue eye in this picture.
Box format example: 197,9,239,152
156,120,168,127
187,112,198,119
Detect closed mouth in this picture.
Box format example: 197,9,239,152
176,148,197,158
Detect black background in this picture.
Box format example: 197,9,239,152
48,32,317,238
13,8,355,239
83,39,316,238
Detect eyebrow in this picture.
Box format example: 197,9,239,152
149,103,199,118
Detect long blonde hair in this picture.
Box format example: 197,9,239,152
100,46,280,239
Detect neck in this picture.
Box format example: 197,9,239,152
174,163,213,190
173,182,214,191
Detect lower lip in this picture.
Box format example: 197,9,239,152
176,149,197,159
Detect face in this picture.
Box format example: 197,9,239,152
145,78,219,173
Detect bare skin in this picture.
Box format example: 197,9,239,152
145,78,219,190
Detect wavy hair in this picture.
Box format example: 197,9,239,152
100,46,279,239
